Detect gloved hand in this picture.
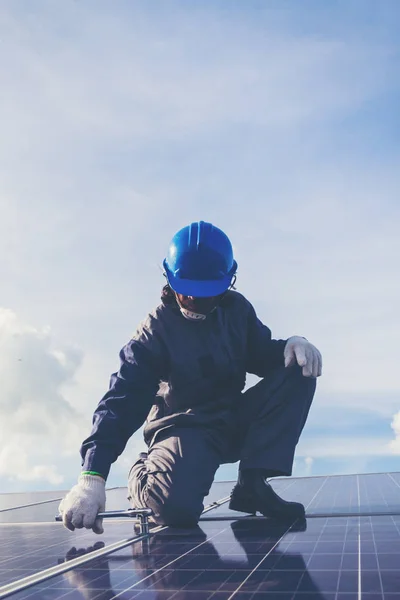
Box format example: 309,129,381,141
284,336,322,378
58,474,106,534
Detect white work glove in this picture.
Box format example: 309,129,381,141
58,474,106,534
284,336,322,378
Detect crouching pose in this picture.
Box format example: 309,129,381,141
59,221,322,533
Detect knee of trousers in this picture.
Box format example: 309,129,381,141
128,464,202,527
146,473,202,527
285,364,317,394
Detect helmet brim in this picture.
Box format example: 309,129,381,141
163,259,237,297
164,273,234,297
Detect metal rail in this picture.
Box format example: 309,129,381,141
200,510,400,520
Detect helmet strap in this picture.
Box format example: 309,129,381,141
173,294,207,320
219,275,237,300
180,307,208,321
174,293,215,321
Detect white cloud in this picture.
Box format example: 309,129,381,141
389,411,400,455
292,456,314,477
304,456,314,475
0,445,62,486
0,308,87,486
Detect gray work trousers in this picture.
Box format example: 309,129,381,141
127,364,316,526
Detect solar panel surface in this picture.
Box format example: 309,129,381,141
206,474,400,519
0,492,68,512
1,473,399,599
0,484,230,588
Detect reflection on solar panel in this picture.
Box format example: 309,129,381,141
0,473,399,599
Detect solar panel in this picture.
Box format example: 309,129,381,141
0,521,148,588
0,472,399,599
0,484,230,589
0,488,142,588
204,474,400,519
0,491,68,512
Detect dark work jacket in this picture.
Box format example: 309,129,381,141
80,291,287,479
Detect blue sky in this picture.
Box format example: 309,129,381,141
0,0,399,492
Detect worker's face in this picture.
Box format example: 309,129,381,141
176,293,222,315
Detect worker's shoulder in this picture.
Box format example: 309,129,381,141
131,301,173,340
223,289,253,312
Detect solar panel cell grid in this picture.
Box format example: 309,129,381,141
0,521,147,588
0,486,233,592
5,515,398,599
2,473,400,600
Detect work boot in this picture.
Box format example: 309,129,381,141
229,469,305,522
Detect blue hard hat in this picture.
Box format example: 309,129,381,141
163,221,238,297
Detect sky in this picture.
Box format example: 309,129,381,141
0,0,399,493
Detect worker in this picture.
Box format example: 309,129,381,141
59,221,321,533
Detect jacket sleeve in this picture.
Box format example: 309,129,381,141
80,322,168,480
246,301,287,377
